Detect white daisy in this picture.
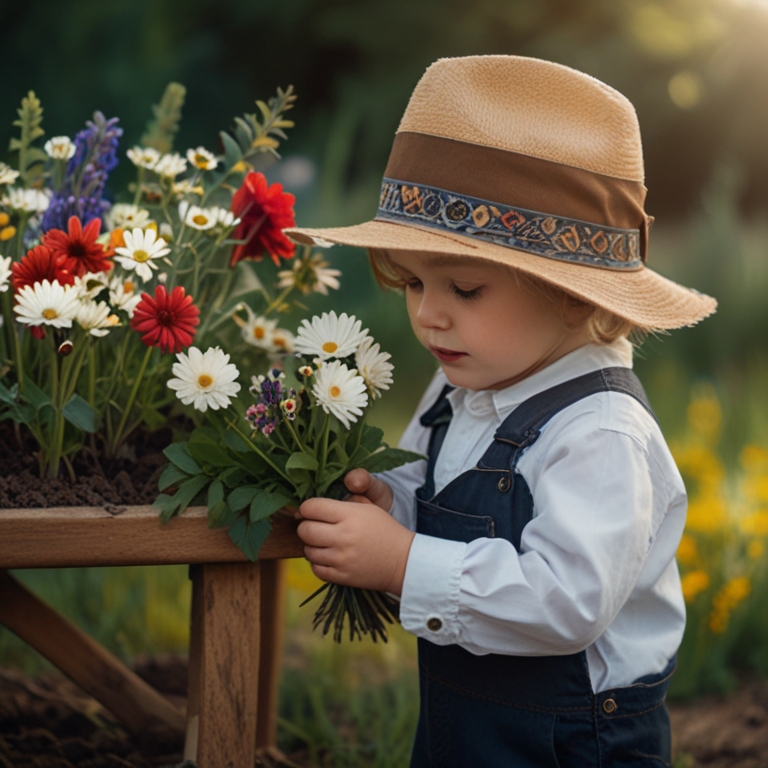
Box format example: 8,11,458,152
178,201,217,231
154,152,187,179
114,227,171,282
355,337,394,399
167,346,241,413
294,311,368,361
126,146,161,170
240,309,277,350
0,255,12,292
171,179,204,198
109,276,142,317
0,163,20,186
186,146,218,171
213,207,240,229
77,300,120,337
14,280,80,329
44,136,76,161
106,203,151,230
73,271,110,301
3,187,51,213
312,360,368,429
277,252,341,296
270,327,295,354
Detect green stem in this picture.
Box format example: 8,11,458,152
318,413,331,477
110,344,153,454
47,335,63,478
224,417,292,482
284,416,313,456
88,343,96,407
2,291,24,393
262,284,294,317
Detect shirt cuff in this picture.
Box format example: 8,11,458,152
400,533,466,644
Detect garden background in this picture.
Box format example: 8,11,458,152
2,0,768,765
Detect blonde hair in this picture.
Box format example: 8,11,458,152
367,248,648,346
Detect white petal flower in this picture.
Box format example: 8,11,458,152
114,227,171,282
277,252,341,296
294,311,368,361
213,207,240,229
270,328,295,354
126,146,161,170
186,146,218,171
172,179,204,198
240,309,277,350
13,280,80,329
154,152,187,178
109,276,142,317
312,360,368,429
77,300,120,337
167,346,241,413
73,271,110,301
355,337,393,399
106,203,150,230
0,255,12,293
3,187,51,213
0,163,20,186
44,136,76,161
181,204,217,231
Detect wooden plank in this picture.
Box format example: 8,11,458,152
0,569,186,736
0,505,304,568
185,562,262,768
256,559,287,749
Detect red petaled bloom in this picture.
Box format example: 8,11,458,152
43,215,113,277
230,171,296,267
130,285,200,354
11,245,75,292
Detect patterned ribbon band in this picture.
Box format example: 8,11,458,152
375,178,642,270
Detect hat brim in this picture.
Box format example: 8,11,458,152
286,219,716,330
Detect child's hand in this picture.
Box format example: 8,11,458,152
296,497,415,595
343,468,393,511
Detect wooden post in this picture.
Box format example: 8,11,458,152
184,562,262,768
0,569,185,735
256,558,287,749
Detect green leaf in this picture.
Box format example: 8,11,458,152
188,431,231,468
208,500,235,529
228,516,272,561
219,466,247,488
220,129,243,169
358,448,426,474
158,463,188,492
62,394,99,433
161,475,209,522
222,428,249,453
249,489,292,523
141,82,186,154
361,425,385,453
207,480,224,508
228,484,259,512
22,378,52,412
285,452,318,472
163,442,201,475
0,382,18,406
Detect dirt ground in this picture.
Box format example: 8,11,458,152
0,656,767,768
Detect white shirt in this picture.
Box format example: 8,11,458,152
379,340,687,692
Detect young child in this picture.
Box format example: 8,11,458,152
286,56,716,767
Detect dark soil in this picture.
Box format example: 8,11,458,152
1,655,767,768
0,421,174,509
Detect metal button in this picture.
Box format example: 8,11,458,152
426,617,443,631
602,698,617,714
497,475,511,493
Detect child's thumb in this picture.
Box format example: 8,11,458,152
344,468,372,494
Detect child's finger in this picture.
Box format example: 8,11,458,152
297,519,338,547
302,544,337,567
298,497,348,523
344,468,372,494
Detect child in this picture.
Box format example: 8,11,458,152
287,55,716,767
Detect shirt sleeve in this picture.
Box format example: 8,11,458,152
374,369,444,531
399,405,666,655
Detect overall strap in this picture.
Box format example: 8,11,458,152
484,367,655,468
416,384,454,500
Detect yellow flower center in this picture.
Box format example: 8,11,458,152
329,386,341,398
254,327,265,339
198,374,213,389
273,335,286,348
322,341,338,354
42,308,58,320
133,249,150,263
123,280,135,293
192,214,209,226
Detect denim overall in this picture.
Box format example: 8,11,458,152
411,368,675,768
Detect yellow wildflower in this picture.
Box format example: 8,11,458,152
681,570,709,603
676,534,698,566
687,389,721,441
748,540,764,560
742,476,768,504
740,445,768,474
686,496,727,533
709,576,751,634
740,510,768,536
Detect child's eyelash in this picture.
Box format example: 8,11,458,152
452,284,482,301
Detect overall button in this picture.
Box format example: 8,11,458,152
602,698,618,714
426,617,443,631
497,475,511,493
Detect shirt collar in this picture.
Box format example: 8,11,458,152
446,339,633,418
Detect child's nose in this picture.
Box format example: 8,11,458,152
416,292,450,329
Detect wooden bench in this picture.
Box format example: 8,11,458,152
0,504,304,767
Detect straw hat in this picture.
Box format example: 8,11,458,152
285,55,716,329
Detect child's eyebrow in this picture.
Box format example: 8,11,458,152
424,254,473,268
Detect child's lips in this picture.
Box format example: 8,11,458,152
429,345,467,363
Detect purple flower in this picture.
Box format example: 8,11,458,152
42,112,122,232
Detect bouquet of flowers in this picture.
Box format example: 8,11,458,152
0,84,341,482
155,310,422,642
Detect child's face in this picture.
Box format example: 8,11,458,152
388,250,591,391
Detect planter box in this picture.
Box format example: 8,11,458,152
0,504,304,767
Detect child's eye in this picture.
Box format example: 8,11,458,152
405,279,423,291
451,284,482,301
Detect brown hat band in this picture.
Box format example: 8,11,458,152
377,132,651,268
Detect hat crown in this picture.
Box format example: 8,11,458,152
398,55,645,183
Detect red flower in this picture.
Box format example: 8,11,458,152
230,171,296,267
130,285,200,354
11,245,75,292
43,216,113,277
